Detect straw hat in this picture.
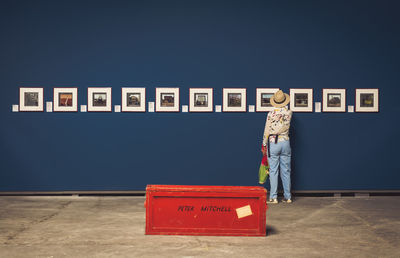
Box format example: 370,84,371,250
270,90,290,108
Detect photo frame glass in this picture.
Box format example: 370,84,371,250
189,88,213,112
19,88,44,112
360,93,374,107
322,89,346,112
53,88,78,112
261,93,273,107
228,93,242,107
161,93,175,107
223,88,246,112
87,87,112,112
25,92,39,107
156,88,179,112
194,93,208,107
294,93,308,107
127,93,141,107
327,94,341,107
121,88,146,112
356,89,379,112
290,89,313,112
256,88,279,112
59,93,73,107
93,93,107,106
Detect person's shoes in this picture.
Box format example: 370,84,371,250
267,198,278,204
282,198,292,203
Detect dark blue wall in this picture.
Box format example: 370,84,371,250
1,0,399,191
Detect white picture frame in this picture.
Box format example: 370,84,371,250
121,87,146,112
87,87,112,112
322,89,346,112
155,87,180,112
290,88,313,112
19,87,44,112
223,88,247,112
189,88,213,112
355,89,379,112
53,87,78,112
256,88,279,112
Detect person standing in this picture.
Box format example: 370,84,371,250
262,90,293,204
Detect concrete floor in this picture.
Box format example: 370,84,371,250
0,196,399,258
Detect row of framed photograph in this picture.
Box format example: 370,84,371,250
17,87,379,113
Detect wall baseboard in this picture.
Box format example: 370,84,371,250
0,190,399,197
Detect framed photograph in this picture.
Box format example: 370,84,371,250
87,87,112,112
355,89,379,112
322,89,346,112
53,87,78,112
19,87,44,112
121,87,146,112
155,88,180,112
290,88,313,112
256,88,279,112
223,88,247,112
189,88,213,112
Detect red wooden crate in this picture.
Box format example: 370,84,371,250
145,185,268,236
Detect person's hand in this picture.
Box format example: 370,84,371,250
261,146,267,156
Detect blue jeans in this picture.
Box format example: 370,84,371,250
268,140,291,200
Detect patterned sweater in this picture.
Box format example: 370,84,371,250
262,107,293,146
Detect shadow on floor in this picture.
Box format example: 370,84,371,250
266,225,278,236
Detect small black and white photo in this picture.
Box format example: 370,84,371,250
356,89,379,112
327,94,341,107
127,93,141,107
294,93,308,107
322,89,346,112
194,93,208,107
24,92,39,107
223,88,246,112
93,93,107,106
156,88,180,112
161,93,175,107
19,87,44,112
121,88,146,112
360,93,374,107
228,93,242,107
290,89,313,112
87,87,112,112
189,88,213,112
